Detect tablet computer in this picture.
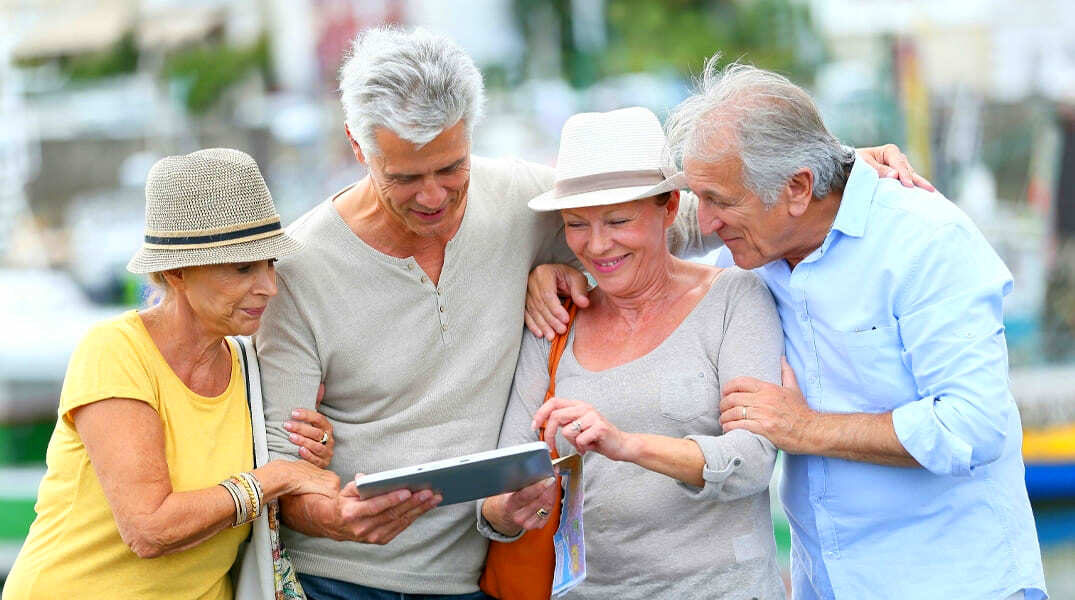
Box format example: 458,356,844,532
354,441,554,507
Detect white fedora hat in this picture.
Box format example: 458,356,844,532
528,106,684,212
127,148,303,274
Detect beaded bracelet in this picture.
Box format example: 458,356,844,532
235,473,261,521
239,472,264,519
233,475,256,521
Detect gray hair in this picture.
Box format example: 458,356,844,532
339,26,485,156
667,56,854,207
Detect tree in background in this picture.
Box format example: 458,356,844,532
512,0,826,88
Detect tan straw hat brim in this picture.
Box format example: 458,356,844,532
528,171,685,212
126,231,303,274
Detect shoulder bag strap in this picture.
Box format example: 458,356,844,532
538,299,578,461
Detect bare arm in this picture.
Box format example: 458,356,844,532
719,358,920,467
533,397,708,487
74,398,339,558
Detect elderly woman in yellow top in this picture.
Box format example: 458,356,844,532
479,108,786,599
4,149,340,599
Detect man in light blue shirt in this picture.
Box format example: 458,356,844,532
668,59,1047,599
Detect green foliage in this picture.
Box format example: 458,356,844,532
605,0,822,81
513,0,825,88
162,35,271,114
53,31,139,80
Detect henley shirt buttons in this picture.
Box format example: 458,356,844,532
406,264,414,270
441,324,448,332
420,275,427,283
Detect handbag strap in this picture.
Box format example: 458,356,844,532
538,299,578,461
231,336,257,466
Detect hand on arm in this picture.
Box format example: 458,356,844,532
524,264,590,340
719,358,919,467
279,481,441,545
283,383,334,468
856,144,936,191
532,397,707,487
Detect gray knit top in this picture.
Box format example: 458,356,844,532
487,267,786,600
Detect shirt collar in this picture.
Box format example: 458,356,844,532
829,156,878,239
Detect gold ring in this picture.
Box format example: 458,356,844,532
741,406,748,420
536,507,550,519
320,431,329,445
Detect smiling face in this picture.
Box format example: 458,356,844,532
351,120,471,241
561,194,678,297
172,259,278,337
684,152,792,270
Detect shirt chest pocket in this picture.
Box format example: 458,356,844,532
837,325,909,410
658,370,718,422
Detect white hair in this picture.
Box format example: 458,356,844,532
338,26,485,156
667,56,854,207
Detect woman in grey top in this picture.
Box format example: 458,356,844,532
478,107,785,599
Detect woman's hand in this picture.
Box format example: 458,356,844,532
525,264,590,340
531,397,636,462
284,384,334,468
856,144,935,191
260,459,340,498
481,477,559,537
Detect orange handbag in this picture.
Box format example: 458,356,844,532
479,300,578,600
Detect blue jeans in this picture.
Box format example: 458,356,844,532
298,573,494,600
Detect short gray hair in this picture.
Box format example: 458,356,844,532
339,26,485,156
667,56,854,207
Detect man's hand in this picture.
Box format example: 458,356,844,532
327,482,442,545
719,357,820,454
481,477,559,537
857,145,935,191
525,264,590,340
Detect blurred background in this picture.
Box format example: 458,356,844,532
1,0,1073,595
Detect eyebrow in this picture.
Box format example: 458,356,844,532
385,157,467,179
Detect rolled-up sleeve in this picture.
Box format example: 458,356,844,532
681,430,776,501
891,223,1015,477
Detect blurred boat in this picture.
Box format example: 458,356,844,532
1023,424,1075,501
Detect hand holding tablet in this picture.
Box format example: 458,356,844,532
354,441,555,507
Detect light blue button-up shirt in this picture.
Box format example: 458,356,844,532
717,159,1047,599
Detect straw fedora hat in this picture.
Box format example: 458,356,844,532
528,106,684,212
127,148,302,274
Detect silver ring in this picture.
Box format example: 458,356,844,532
536,507,550,519
571,421,582,433
319,431,329,445
741,406,748,420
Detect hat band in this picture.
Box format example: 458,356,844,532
143,218,282,250
553,169,667,198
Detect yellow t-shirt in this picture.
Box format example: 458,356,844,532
4,311,253,600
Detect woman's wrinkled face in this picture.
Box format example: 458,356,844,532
176,259,278,337
561,194,677,297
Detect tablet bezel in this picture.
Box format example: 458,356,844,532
354,441,555,506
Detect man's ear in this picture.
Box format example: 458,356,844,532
344,124,367,165
785,168,814,218
663,190,680,228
